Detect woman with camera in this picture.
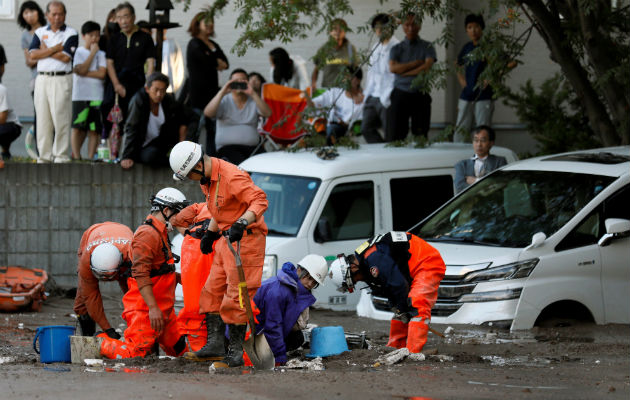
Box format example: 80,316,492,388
204,68,271,165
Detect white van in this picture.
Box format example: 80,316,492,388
240,143,518,310
358,146,630,329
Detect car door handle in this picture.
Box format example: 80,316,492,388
577,260,596,266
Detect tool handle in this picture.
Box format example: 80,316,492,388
226,240,257,333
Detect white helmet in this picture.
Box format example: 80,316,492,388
170,141,203,181
90,243,122,281
328,254,355,293
297,254,328,286
151,187,190,213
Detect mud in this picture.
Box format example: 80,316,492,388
0,295,628,399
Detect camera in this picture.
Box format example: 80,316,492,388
229,81,248,90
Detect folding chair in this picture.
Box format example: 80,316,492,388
257,83,311,151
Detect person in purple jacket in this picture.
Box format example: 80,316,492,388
253,254,329,366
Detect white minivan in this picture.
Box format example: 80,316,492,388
240,143,518,310
358,146,630,329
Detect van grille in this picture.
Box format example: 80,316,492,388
371,274,477,317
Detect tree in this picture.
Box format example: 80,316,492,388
175,0,630,147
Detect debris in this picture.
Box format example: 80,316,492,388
444,326,454,336
18,323,24,329
0,356,15,364
408,353,425,362
285,357,325,371
84,359,103,366
428,354,454,362
373,348,409,366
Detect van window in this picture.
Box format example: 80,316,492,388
319,181,374,241
556,185,629,251
390,175,453,231
415,170,615,248
250,173,321,236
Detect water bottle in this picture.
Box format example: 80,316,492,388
97,139,110,162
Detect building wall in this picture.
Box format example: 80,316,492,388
0,162,205,286
1,1,557,141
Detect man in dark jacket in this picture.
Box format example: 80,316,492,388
253,254,328,365
120,72,187,169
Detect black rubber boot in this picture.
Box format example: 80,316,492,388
184,313,226,361
78,314,96,336
213,324,247,368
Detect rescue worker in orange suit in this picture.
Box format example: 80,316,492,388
99,188,191,359
169,141,268,368
170,202,215,351
74,222,134,338
329,232,445,353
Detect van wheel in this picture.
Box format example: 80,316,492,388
534,300,594,328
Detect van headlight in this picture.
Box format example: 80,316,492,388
261,255,278,281
463,259,539,283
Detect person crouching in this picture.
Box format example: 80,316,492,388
253,254,328,366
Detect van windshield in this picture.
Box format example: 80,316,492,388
250,172,321,236
415,170,614,247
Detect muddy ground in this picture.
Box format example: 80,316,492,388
0,294,628,400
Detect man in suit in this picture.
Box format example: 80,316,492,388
454,125,507,193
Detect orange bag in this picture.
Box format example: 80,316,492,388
0,266,48,312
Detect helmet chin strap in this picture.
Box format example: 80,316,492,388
190,157,209,184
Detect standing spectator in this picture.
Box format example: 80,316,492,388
269,47,309,90
454,125,507,193
388,13,436,141
204,68,271,165
28,1,77,163
361,13,399,143
120,72,187,169
248,71,266,97
17,1,45,145
454,14,492,141
307,66,364,144
186,12,228,157
0,66,22,168
98,9,118,51
103,2,156,156
311,18,358,90
71,21,106,160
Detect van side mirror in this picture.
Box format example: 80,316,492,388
524,232,546,251
598,218,630,247
314,217,332,243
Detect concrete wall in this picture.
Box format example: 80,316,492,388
0,163,205,286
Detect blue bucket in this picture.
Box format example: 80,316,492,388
33,325,76,363
306,326,349,358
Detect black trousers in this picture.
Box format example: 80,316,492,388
386,88,432,141
0,122,21,154
217,144,263,165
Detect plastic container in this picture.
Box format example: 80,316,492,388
306,326,349,358
97,139,110,162
33,325,76,363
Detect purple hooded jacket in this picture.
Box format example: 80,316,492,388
253,262,315,363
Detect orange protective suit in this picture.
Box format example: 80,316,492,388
171,203,214,351
73,222,133,331
198,157,268,324
99,215,186,359
356,233,445,353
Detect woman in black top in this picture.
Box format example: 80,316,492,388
186,12,229,156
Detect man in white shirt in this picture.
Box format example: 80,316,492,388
0,73,22,167
361,14,399,143
454,125,508,193
71,21,106,160
28,1,78,163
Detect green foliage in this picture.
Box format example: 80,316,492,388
503,74,600,155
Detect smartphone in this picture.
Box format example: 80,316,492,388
229,81,248,90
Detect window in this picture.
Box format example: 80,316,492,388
250,173,321,236
603,185,630,220
390,175,453,231
318,181,374,241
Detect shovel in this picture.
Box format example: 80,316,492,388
225,240,275,370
